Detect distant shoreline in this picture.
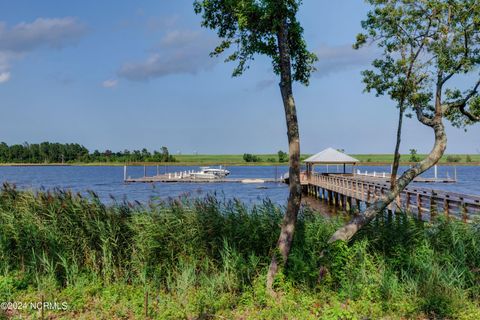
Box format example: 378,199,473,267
1,153,479,167
0,161,479,167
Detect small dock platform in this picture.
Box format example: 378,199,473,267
123,165,284,184
125,175,280,184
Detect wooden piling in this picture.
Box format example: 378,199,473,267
444,198,450,217
417,194,422,219
430,191,438,219
461,200,468,222
355,199,361,213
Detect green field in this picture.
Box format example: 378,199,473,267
173,153,480,165
0,153,478,166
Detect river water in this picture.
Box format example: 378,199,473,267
0,165,478,205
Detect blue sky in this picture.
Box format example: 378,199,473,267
0,0,478,154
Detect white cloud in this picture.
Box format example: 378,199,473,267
118,29,218,81
0,71,10,83
0,17,86,80
102,79,118,88
314,44,377,77
0,17,86,52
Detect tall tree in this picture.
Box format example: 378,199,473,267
355,9,427,190
193,0,317,292
328,0,480,243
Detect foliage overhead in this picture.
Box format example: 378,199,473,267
193,0,317,85
356,0,480,128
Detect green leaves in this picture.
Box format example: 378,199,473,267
354,33,367,49
193,0,317,85
359,0,480,128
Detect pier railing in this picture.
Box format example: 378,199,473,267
302,172,480,222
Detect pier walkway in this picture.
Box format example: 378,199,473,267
302,172,480,222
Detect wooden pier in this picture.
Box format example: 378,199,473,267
122,163,480,221
302,172,480,222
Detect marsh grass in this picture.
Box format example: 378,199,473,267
0,183,479,319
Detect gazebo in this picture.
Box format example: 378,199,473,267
304,147,359,176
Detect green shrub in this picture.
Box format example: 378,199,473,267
409,149,420,162
243,153,261,162
277,150,288,163
446,155,462,162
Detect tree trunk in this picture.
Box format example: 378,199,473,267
327,118,447,243
326,47,433,246
390,105,405,190
267,20,302,294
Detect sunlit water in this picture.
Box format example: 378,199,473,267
0,165,478,205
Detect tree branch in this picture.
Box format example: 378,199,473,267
414,104,435,127
442,78,480,117
459,105,480,122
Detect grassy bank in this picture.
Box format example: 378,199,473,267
0,153,479,167
1,185,480,319
176,153,480,164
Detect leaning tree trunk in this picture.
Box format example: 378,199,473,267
328,118,447,243
326,72,447,245
267,20,302,294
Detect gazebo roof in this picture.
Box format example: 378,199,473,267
304,147,359,164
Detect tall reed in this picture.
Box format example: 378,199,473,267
1,183,480,318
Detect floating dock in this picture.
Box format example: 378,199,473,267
124,175,280,184
123,165,284,184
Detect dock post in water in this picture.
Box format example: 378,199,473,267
124,165,127,181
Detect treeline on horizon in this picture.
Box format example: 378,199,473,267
0,142,176,163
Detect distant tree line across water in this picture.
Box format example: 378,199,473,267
0,142,176,163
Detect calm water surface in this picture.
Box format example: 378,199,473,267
0,165,478,205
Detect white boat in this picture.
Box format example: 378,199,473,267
189,166,230,179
